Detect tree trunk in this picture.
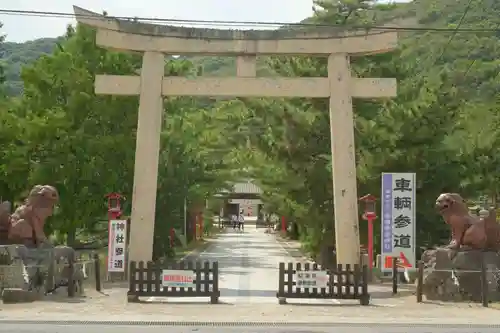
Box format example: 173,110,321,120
66,227,76,247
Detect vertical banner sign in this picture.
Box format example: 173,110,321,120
381,173,416,272
108,219,128,272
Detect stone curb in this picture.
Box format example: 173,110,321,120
0,315,499,326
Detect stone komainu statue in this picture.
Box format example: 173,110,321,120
0,186,85,296
420,193,500,302
0,185,59,247
435,193,500,251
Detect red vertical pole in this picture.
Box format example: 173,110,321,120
367,216,374,270
192,212,196,240
170,228,175,247
199,213,204,238
281,216,286,232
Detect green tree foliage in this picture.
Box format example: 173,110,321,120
0,22,5,89
215,0,500,255
0,24,238,252
1,0,500,259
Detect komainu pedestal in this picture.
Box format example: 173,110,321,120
421,248,500,301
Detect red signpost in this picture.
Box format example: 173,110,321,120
105,192,125,275
359,194,377,270
170,228,175,248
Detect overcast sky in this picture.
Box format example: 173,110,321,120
1,0,316,42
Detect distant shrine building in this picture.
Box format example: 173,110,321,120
220,182,262,218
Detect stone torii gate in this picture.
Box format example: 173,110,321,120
74,6,397,267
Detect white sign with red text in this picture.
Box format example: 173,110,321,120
162,270,195,288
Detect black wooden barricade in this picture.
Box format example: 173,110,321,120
127,260,219,303
277,262,370,305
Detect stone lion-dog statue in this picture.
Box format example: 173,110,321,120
0,185,85,295
436,193,500,257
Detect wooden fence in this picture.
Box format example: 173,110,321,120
128,260,219,303
277,262,370,305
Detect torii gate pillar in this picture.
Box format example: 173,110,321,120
328,54,360,265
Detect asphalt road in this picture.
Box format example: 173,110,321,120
1,323,499,333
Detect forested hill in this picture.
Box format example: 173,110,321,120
1,38,59,96
0,38,236,96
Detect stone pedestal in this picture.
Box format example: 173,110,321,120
420,248,500,302
1,288,39,303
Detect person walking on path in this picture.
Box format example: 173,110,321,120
231,213,238,230
238,210,245,231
